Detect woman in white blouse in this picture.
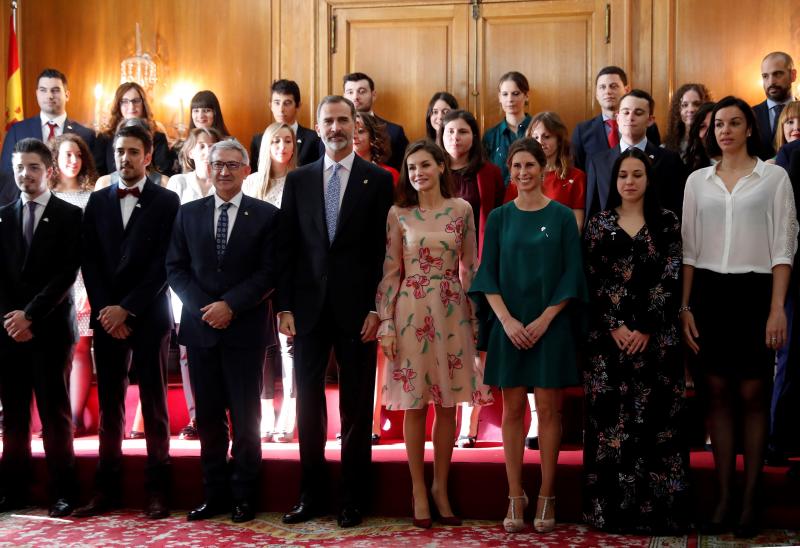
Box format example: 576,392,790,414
242,122,298,441
680,96,798,539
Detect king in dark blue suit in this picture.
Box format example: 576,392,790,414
167,139,280,524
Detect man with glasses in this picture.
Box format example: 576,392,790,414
167,139,280,523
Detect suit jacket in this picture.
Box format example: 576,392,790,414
81,180,180,337
585,141,687,223
0,195,82,348
166,194,280,349
0,172,18,207
95,130,174,177
571,114,661,172
1,115,96,176
376,115,409,171
775,137,800,170
250,124,322,171
752,100,776,160
277,154,394,336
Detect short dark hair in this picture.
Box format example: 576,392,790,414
114,122,153,155
596,66,628,86
343,72,375,91
498,71,530,94
316,95,356,121
506,137,547,171
396,139,454,207
37,68,67,88
438,109,487,176
425,91,459,141
13,138,54,168
271,79,301,106
620,89,655,114
705,96,762,158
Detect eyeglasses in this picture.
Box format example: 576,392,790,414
120,98,143,106
210,161,244,172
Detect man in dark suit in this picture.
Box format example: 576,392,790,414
0,138,81,517
74,123,180,519
585,89,686,223
279,95,393,528
167,139,280,523
250,79,322,170
343,72,408,170
1,68,96,181
752,51,797,160
571,66,661,172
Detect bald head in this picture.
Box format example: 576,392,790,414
761,51,797,102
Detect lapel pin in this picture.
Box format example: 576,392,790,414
42,217,49,222
649,154,655,160
244,211,249,216
135,203,142,208
611,231,617,240
297,139,303,144
363,179,369,185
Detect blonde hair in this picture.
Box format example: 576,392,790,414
253,122,297,199
774,100,800,151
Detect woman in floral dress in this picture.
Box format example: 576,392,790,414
583,147,690,534
377,139,493,528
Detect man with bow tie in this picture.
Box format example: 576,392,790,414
0,138,81,517
75,123,180,519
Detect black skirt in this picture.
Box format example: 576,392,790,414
691,269,774,379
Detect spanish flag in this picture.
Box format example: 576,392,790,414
5,13,23,131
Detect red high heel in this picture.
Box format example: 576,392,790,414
412,496,432,529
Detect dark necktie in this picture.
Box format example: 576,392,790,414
772,103,785,133
606,118,619,148
216,203,231,261
24,201,36,248
117,186,141,199
46,122,57,143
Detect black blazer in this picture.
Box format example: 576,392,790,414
1,115,97,177
0,195,82,347
277,154,394,335
250,124,322,171
571,114,661,172
377,115,409,171
776,139,800,170
81,181,180,337
95,130,175,177
0,172,18,207
585,141,687,223
166,194,280,349
752,100,776,160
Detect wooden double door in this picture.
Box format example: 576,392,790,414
319,0,629,142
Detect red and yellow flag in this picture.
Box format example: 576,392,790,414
5,13,23,131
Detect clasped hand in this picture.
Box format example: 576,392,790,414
201,301,233,329
3,310,33,342
610,325,650,354
501,314,551,350
98,305,132,339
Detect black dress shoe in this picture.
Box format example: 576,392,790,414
73,494,115,518
698,519,731,535
187,501,228,521
232,501,255,523
733,520,760,539
525,436,539,450
145,493,170,519
48,498,73,518
337,506,363,528
282,501,321,524
0,496,24,513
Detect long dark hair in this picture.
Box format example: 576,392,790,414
189,90,230,136
48,133,97,191
437,109,486,176
356,112,392,164
605,148,665,242
425,91,458,141
705,96,762,158
664,83,711,152
103,82,155,137
685,102,716,172
396,139,454,208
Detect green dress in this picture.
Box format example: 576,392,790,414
469,199,587,388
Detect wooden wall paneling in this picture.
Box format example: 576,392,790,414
273,0,317,129
325,2,470,142
650,0,675,132
476,1,602,135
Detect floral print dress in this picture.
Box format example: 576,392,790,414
377,198,493,410
582,208,690,534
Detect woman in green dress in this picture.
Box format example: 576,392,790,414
470,137,587,533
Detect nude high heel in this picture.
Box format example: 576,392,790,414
533,495,556,533
503,491,528,533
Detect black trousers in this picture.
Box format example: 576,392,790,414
294,308,377,509
0,338,77,503
92,328,171,496
187,344,265,504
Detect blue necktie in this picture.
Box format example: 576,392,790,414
24,201,36,248
772,103,785,133
325,163,341,243
216,203,231,262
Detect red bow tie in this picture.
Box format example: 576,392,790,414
117,186,141,199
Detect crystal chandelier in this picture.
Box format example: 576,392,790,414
120,23,157,92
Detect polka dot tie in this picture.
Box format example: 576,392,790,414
216,203,231,262
325,163,341,244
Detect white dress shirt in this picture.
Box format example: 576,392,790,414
40,112,67,141
20,189,52,234
682,158,798,274
118,177,147,228
323,150,355,207
213,191,243,243
619,137,648,152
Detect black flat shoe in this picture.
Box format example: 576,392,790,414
337,506,362,528
525,436,539,450
48,498,73,518
282,501,321,524
187,501,228,521
232,501,255,523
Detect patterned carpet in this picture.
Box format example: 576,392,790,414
0,510,798,547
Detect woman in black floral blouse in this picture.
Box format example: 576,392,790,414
582,148,690,534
